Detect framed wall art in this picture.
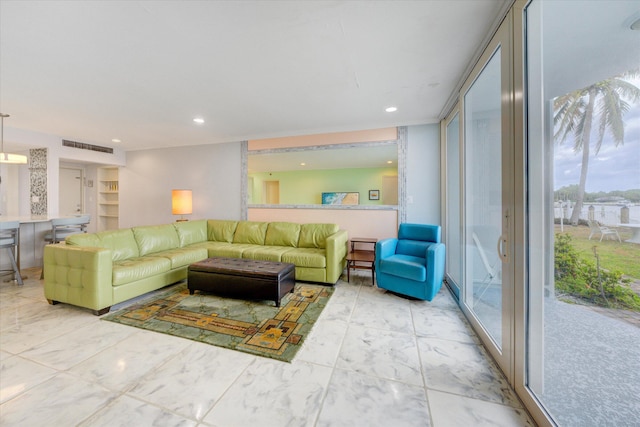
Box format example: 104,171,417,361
321,192,360,205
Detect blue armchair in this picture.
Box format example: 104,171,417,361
375,223,446,301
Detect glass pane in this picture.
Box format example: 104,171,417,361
464,48,503,347
526,1,640,425
446,114,462,293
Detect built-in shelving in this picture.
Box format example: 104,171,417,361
97,167,119,231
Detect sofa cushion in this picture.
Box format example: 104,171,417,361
66,229,139,262
207,243,255,258
174,220,207,247
97,229,140,261
149,247,208,269
65,233,101,247
282,248,326,268
233,221,268,245
112,256,172,286
242,245,294,262
207,220,238,243
298,223,339,249
265,222,300,247
133,224,180,256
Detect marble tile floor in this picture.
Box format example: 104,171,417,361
0,268,534,427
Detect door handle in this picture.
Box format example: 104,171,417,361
497,234,509,263
498,208,510,263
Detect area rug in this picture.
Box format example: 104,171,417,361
102,282,333,363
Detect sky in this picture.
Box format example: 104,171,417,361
554,91,640,193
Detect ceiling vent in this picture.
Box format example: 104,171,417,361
62,139,114,154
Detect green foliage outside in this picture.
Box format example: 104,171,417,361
554,233,640,311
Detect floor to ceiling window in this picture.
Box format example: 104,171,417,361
443,1,639,425
524,1,640,425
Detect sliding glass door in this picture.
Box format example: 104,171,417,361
459,17,514,377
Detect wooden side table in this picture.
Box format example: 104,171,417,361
346,237,377,285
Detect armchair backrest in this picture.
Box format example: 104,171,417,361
396,223,441,258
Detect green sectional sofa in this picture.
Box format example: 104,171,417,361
43,219,348,315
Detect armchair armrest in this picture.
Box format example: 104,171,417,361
425,243,446,287
376,238,398,260
375,238,399,272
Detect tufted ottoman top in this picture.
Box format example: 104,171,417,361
188,257,295,280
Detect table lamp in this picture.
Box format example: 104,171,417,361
172,189,192,222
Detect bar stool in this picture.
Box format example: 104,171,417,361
1,221,24,286
41,215,91,279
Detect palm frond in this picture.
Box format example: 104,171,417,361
553,92,586,144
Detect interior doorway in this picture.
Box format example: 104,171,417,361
263,180,280,204
382,175,398,204
60,167,83,215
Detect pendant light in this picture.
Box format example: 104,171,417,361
0,113,28,164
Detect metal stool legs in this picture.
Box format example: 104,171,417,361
1,221,23,286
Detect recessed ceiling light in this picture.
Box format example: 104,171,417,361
111,139,121,143
385,106,397,113
193,117,205,124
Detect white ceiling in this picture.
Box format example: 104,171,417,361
248,143,399,172
0,0,508,152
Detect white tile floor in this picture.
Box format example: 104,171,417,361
1,268,535,426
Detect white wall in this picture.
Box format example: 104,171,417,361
120,141,242,227
120,125,440,230
406,123,441,225
0,163,20,216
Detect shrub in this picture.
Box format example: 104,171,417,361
554,233,640,311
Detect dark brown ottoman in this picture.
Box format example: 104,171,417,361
187,257,296,307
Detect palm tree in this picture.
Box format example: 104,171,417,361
554,69,640,225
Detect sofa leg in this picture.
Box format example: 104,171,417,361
94,307,111,316
47,299,59,305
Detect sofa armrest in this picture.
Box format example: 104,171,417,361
325,229,348,283
43,244,114,313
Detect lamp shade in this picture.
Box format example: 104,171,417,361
172,190,192,215
0,152,28,164
0,113,28,164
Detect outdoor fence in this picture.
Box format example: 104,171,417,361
554,203,640,226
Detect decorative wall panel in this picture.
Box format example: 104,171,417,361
29,148,47,215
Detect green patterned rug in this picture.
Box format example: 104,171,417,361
102,282,333,362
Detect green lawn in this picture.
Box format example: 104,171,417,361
555,225,640,280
